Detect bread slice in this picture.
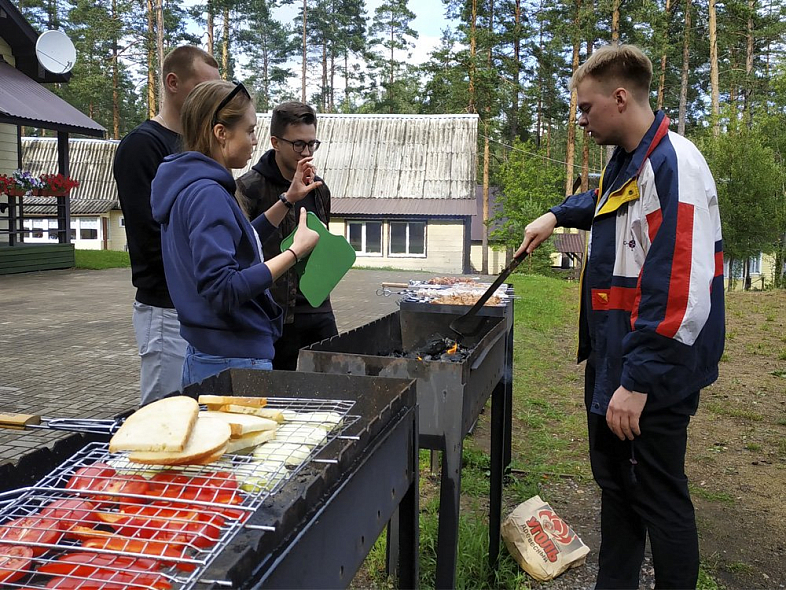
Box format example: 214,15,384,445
217,404,285,423
110,396,199,453
128,416,231,465
198,395,267,408
201,411,278,437
224,429,276,454
192,443,228,465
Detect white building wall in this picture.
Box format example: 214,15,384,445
330,218,466,274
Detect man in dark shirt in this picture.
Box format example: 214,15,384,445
236,102,337,370
113,46,220,405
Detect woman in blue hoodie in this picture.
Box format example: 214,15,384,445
151,80,321,388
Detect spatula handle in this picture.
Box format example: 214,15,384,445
0,413,41,430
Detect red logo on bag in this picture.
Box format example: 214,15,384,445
538,509,576,545
526,516,559,562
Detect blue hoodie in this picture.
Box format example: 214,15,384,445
151,151,283,360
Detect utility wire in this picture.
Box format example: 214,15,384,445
482,134,605,174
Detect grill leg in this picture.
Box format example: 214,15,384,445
489,379,505,569
435,436,462,590
504,319,515,471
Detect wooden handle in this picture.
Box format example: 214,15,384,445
381,282,409,288
0,413,42,430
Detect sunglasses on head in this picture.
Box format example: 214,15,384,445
212,81,251,128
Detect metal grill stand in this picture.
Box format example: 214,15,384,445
299,299,514,590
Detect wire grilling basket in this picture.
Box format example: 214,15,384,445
0,397,359,589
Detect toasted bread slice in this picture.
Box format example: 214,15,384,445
198,395,267,408
192,443,228,465
216,404,285,423
110,396,199,453
224,429,276,454
128,416,231,465
201,411,278,437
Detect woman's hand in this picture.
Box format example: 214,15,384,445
285,157,323,204
291,208,320,259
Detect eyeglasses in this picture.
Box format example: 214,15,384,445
212,82,251,128
275,137,322,154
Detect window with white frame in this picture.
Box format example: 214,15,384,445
389,221,426,256
79,217,99,240
347,221,382,255
724,254,763,278
48,220,59,240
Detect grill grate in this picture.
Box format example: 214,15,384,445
0,397,358,589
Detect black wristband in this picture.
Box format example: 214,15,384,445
286,248,299,263
279,193,294,209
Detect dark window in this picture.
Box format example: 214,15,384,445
390,221,426,256
80,228,98,240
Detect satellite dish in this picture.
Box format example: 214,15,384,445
35,30,77,74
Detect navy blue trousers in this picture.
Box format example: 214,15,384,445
585,361,700,590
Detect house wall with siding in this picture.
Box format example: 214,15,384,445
329,218,466,274
0,38,17,244
469,245,506,274
106,210,127,251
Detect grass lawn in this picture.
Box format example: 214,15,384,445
75,249,131,270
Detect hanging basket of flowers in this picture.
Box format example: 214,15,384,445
39,173,80,196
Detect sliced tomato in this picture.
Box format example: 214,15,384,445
0,516,63,556
147,471,241,505
0,545,34,585
40,499,98,530
38,553,170,590
92,474,150,504
81,535,195,572
65,464,117,494
64,525,114,542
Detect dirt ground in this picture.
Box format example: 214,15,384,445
531,289,786,590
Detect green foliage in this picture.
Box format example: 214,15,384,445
698,129,785,267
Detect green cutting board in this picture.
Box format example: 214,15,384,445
280,211,356,307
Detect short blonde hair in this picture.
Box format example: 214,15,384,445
181,80,253,157
571,44,652,102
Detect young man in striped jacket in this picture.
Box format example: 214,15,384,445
517,44,725,589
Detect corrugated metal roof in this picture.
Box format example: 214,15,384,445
239,113,478,200
554,232,586,254
332,197,476,217
0,61,104,136
22,197,117,215
21,137,120,203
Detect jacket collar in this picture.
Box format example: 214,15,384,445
613,110,670,184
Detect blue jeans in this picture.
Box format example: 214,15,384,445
181,345,273,389
132,302,188,406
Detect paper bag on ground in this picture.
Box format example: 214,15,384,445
501,494,590,582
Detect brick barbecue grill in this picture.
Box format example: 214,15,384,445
298,295,515,590
0,371,419,589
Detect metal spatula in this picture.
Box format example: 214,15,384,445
449,250,528,339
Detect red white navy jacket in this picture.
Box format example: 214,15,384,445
550,111,725,415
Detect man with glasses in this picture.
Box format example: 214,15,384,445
237,101,337,370
113,46,220,405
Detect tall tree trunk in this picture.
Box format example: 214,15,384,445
329,47,335,112
482,0,494,274
565,0,581,196
207,1,214,56
581,40,593,192
389,19,394,107
302,0,307,102
112,0,120,139
678,0,691,134
611,0,620,44
709,0,720,136
344,51,350,108
744,0,755,129
468,0,477,113
156,0,164,110
657,0,672,110
510,0,521,141
482,121,490,274
147,0,156,118
322,39,328,111
222,5,230,78
536,0,544,147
